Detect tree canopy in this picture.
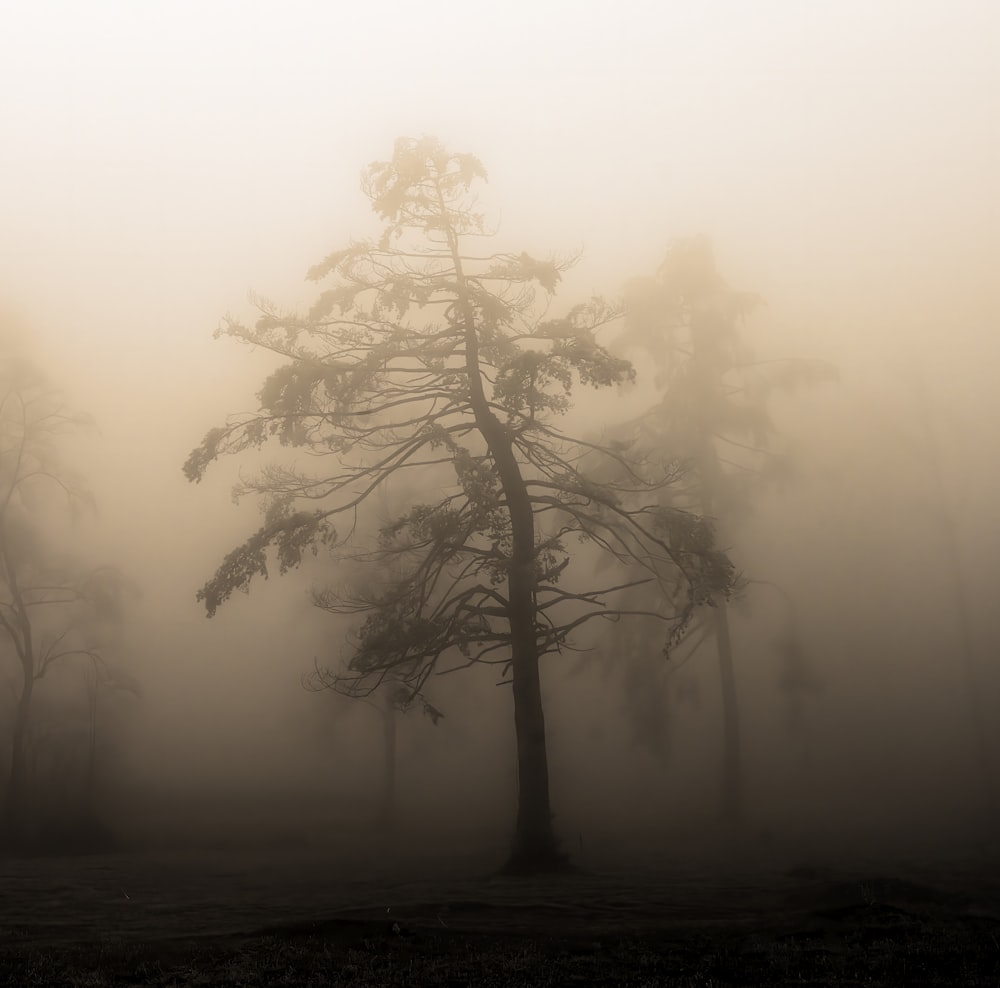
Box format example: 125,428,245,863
186,137,735,870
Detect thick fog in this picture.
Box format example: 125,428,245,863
2,1,998,866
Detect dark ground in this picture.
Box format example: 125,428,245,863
2,824,999,986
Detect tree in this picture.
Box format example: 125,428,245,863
186,138,735,872
610,238,835,822
303,479,446,832
0,352,127,842
79,616,141,811
901,370,998,825
304,653,443,831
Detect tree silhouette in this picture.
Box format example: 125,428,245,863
0,352,128,843
303,480,446,832
610,237,835,822
900,369,998,826
186,139,734,872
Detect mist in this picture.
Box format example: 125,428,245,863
2,0,998,882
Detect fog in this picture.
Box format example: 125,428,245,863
2,1,998,869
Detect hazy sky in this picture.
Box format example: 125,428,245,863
3,0,996,584
5,1,997,368
2,0,995,631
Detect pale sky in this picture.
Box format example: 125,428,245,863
4,1,996,363
3,0,996,553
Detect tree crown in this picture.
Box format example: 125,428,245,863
186,138,735,702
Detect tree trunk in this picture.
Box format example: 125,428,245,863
946,536,999,824
444,209,563,873
377,692,396,830
3,662,34,842
694,448,743,824
691,308,744,825
911,375,998,824
85,676,98,809
931,467,998,825
488,428,563,871
504,559,564,872
713,604,742,822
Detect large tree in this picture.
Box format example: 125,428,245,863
185,138,734,872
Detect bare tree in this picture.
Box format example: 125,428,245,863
0,354,127,841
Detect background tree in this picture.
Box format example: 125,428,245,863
76,571,141,811
892,367,998,826
305,651,443,832
303,479,445,832
0,353,129,843
610,238,835,823
186,137,735,872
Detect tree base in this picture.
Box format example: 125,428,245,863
500,845,576,876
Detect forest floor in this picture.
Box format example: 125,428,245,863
2,824,999,986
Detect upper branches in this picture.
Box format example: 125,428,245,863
187,137,736,698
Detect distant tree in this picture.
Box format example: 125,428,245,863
0,353,129,842
302,480,446,832
185,138,735,872
314,678,442,831
610,238,835,822
900,370,998,825
79,623,141,810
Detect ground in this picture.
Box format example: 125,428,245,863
2,826,998,986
